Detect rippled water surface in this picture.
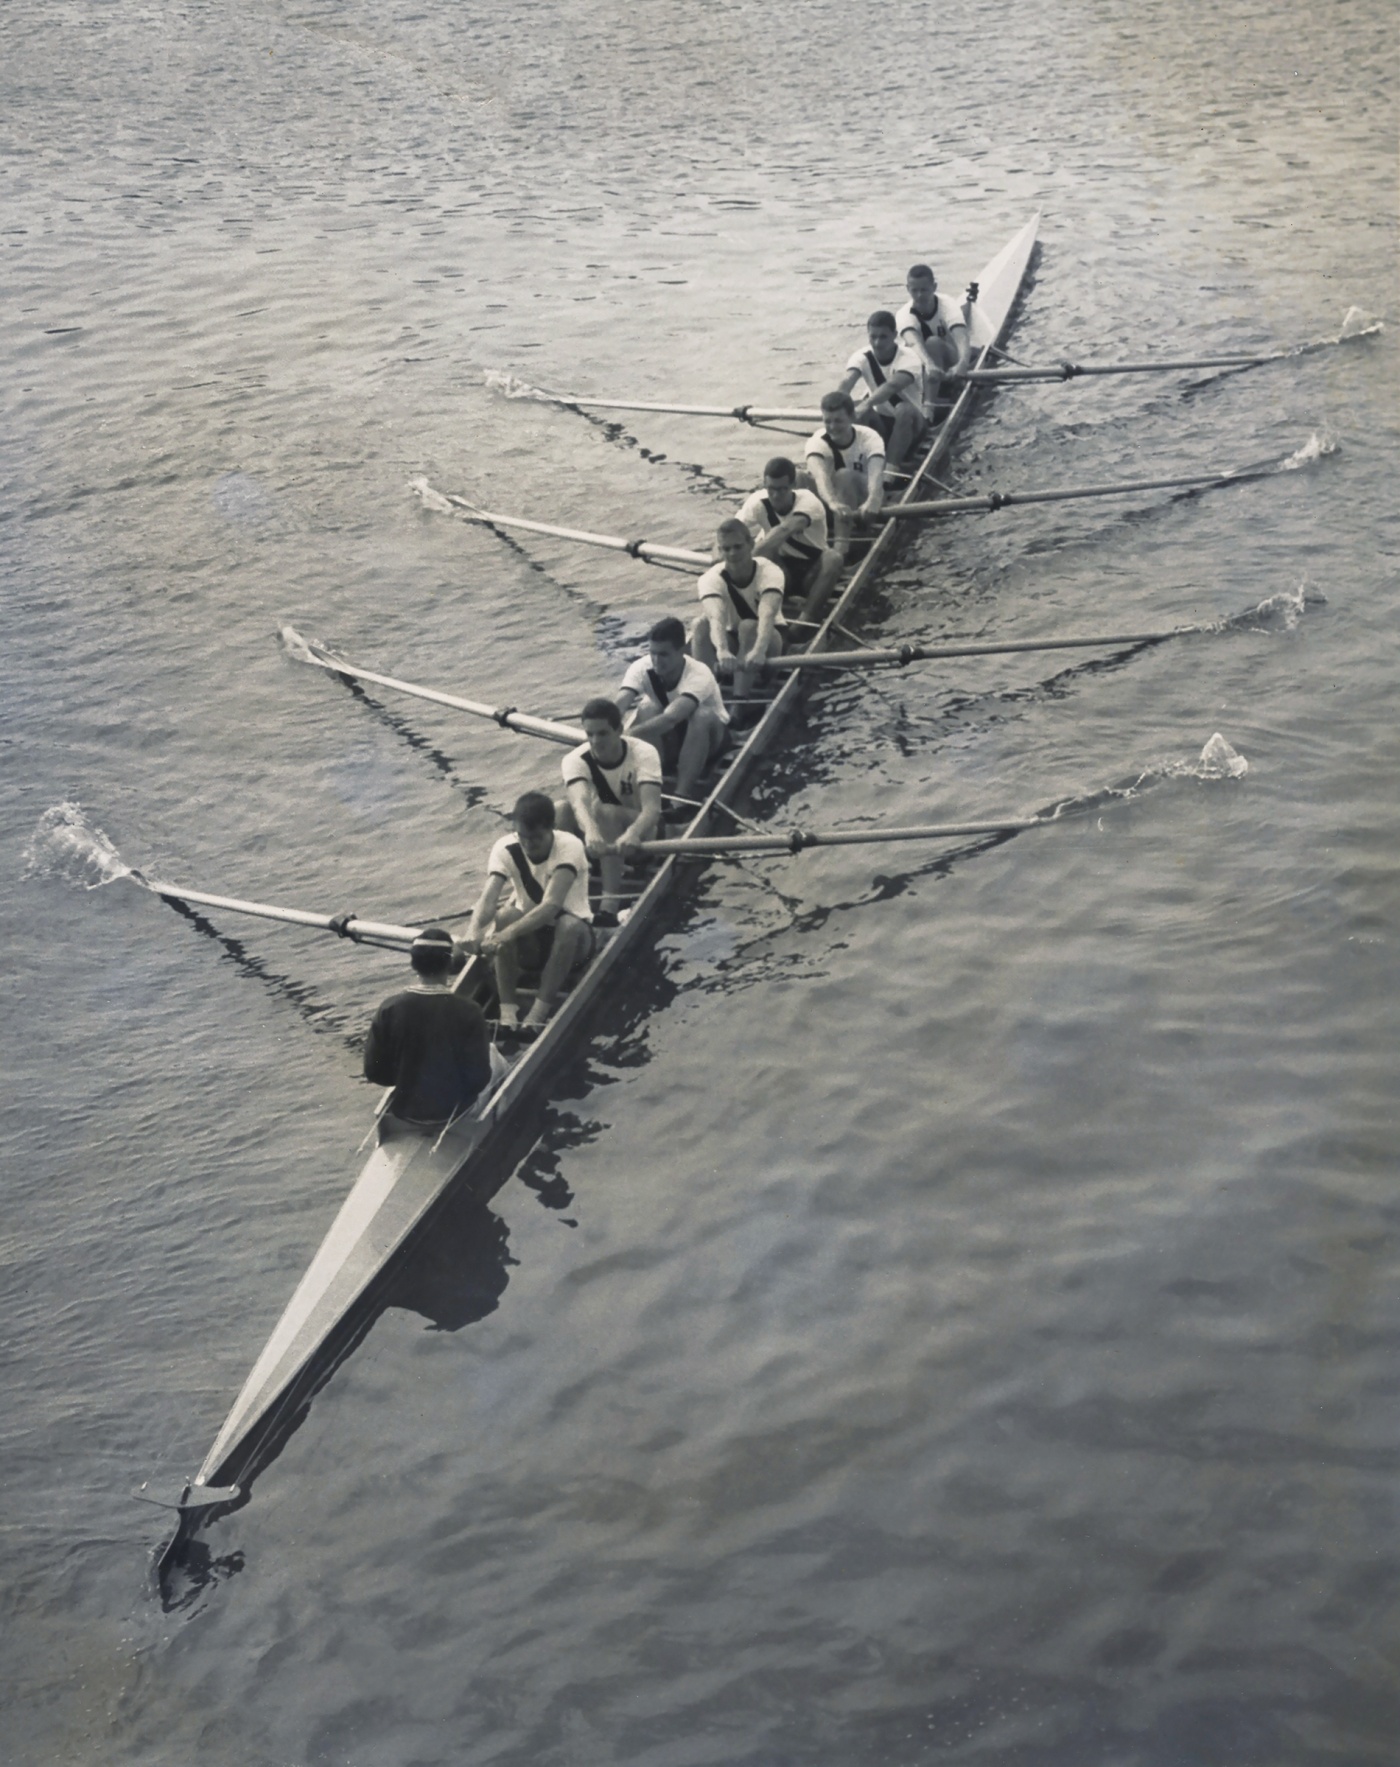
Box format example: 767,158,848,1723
3,2,1397,1762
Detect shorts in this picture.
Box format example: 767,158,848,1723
656,719,731,776
779,552,822,599
512,914,596,977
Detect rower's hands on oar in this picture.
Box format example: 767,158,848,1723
583,833,613,862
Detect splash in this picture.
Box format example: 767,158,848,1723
278,623,320,664
1193,733,1248,779
1337,306,1383,343
24,802,133,889
408,476,457,516
1035,734,1248,823
482,369,556,403
1281,430,1338,471
1220,576,1326,635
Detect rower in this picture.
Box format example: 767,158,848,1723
839,310,927,470
736,457,844,623
616,615,729,807
689,518,786,704
895,263,971,422
363,928,496,1132
557,696,663,926
803,391,888,535
458,792,594,1034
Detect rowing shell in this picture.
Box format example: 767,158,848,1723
169,211,1041,1522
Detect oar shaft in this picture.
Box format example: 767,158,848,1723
890,465,1273,519
640,818,1041,857
299,649,584,746
961,350,1288,383
442,493,710,568
134,876,421,947
769,628,1189,671
544,393,819,422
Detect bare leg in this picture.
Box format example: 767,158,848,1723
924,338,958,423
690,614,720,673
529,914,592,1020
801,547,845,622
593,803,631,914
492,905,526,1018
556,799,625,913
735,623,785,699
827,468,869,544
675,707,726,801
888,402,927,470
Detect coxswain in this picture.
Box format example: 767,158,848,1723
895,263,971,421
557,696,663,925
839,310,927,470
803,391,888,535
459,792,595,1033
736,456,844,623
689,518,786,703
363,928,498,1131
616,615,729,807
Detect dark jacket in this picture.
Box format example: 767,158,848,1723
363,988,493,1125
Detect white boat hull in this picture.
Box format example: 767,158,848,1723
193,1062,507,1493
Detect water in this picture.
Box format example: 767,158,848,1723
3,1,1397,1761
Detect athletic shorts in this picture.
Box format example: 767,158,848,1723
656,720,731,776
779,553,822,599
512,914,595,977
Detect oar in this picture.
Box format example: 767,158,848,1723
412,478,710,570
769,625,1194,672
523,392,819,423
640,817,1045,857
886,460,1285,521
124,869,422,949
961,325,1378,383
281,626,585,747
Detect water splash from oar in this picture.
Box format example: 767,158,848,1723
1192,734,1249,780
23,801,133,889
1281,429,1339,470
1038,734,1250,823
1337,307,1382,343
1216,577,1326,636
278,622,320,665
482,368,559,403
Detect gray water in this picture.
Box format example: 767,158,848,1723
3,1,1397,1762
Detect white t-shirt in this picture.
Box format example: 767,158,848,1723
695,556,788,632
560,734,663,815
895,292,967,357
804,422,886,484
844,342,924,407
487,828,592,923
736,486,830,560
619,653,730,726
